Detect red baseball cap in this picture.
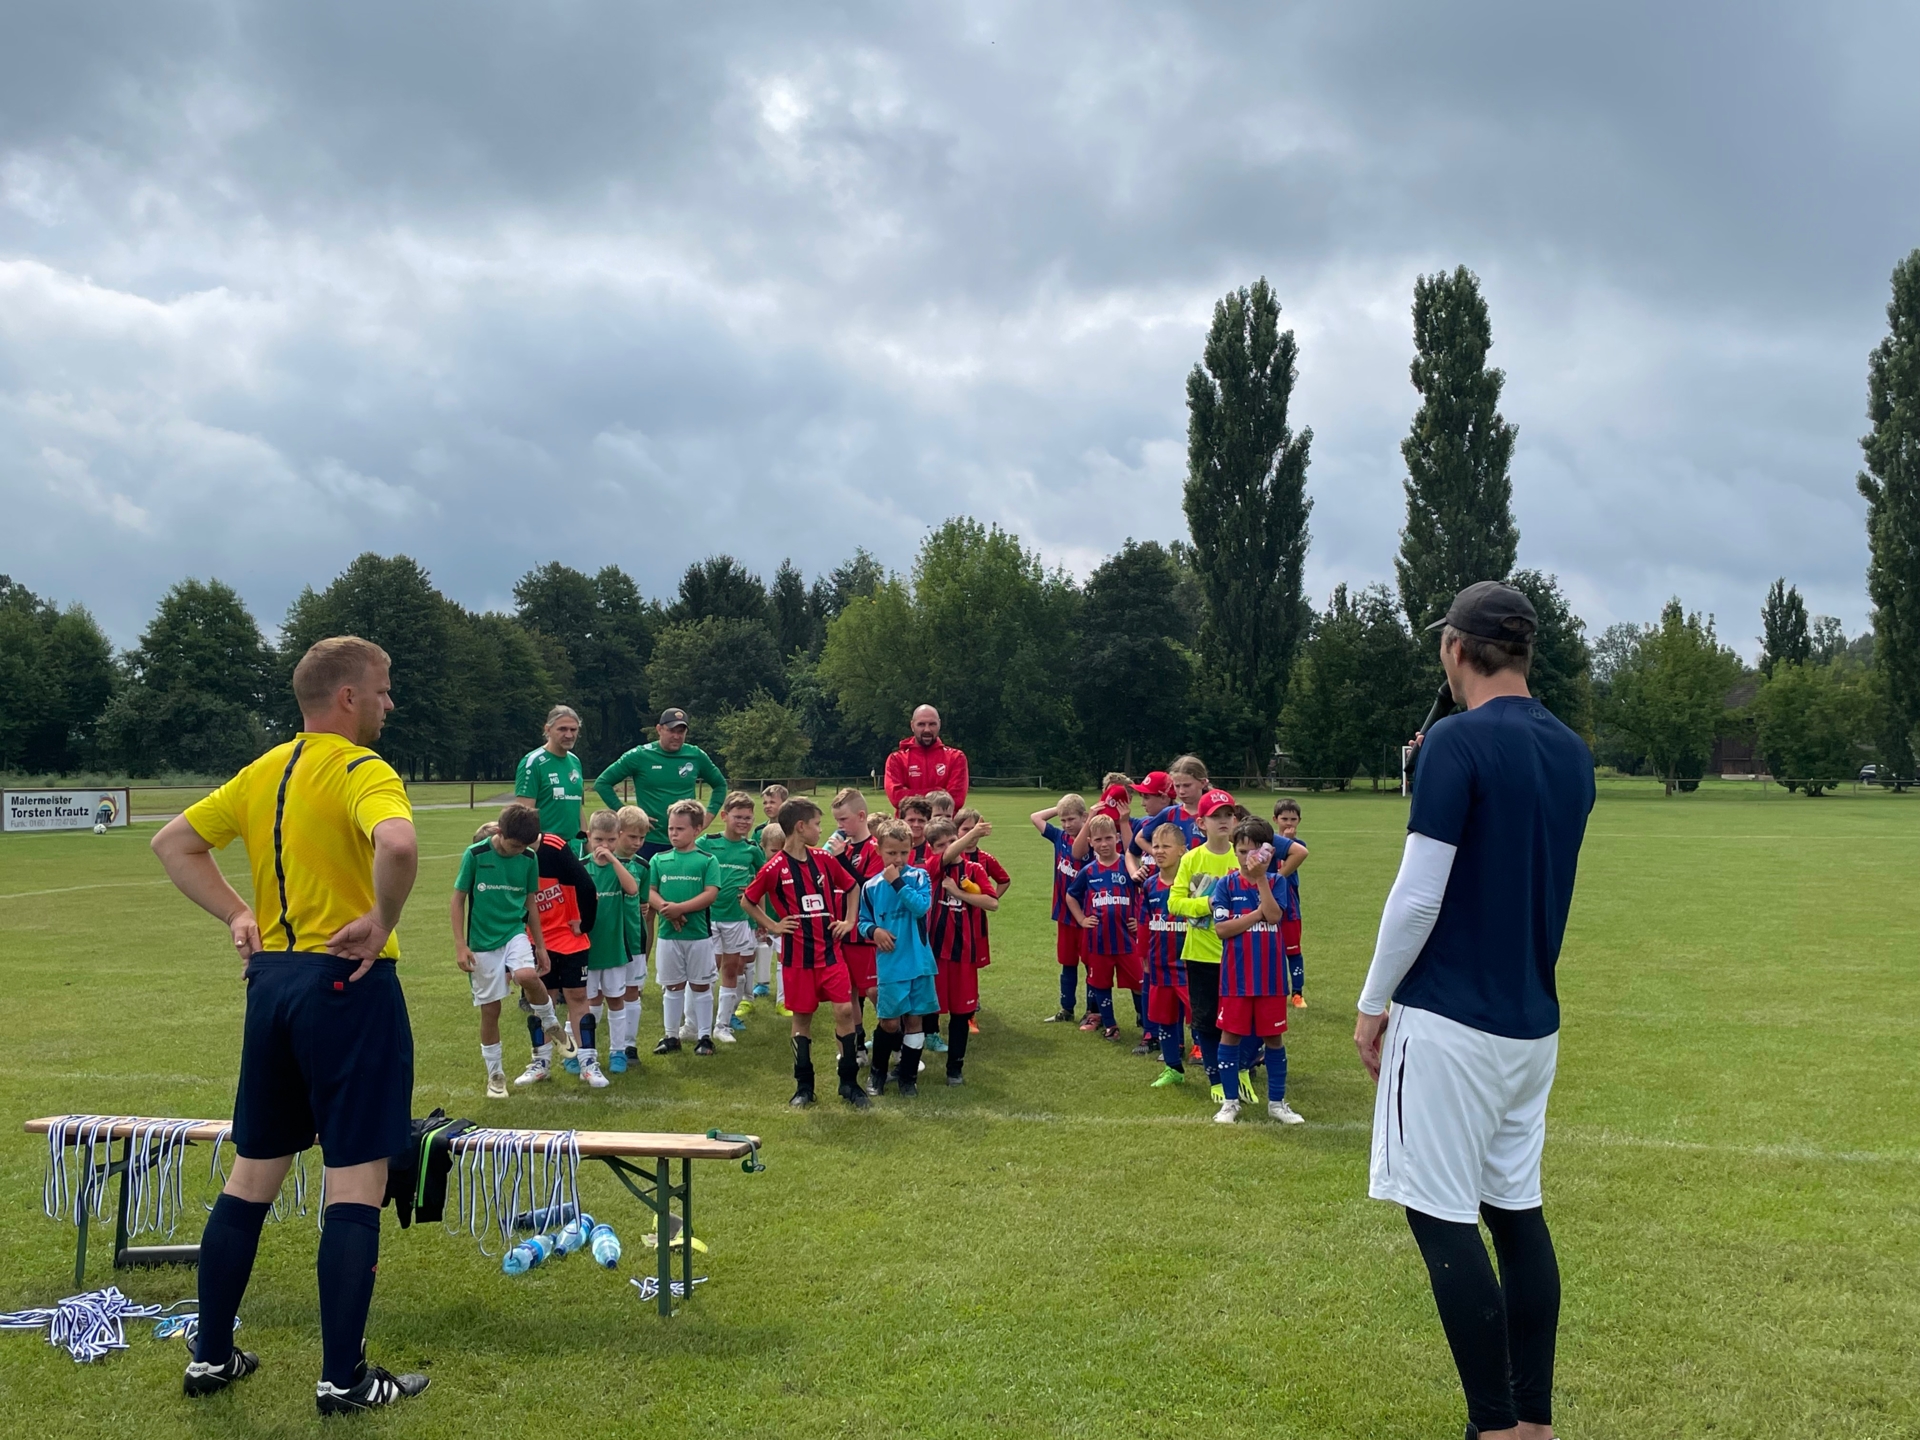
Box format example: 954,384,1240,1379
1099,782,1132,807
1195,788,1238,818
1132,771,1172,796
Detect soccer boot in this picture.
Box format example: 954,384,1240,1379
315,1360,430,1416
624,1044,640,1062
925,1033,948,1053
1190,1043,1203,1062
581,1059,611,1088
711,1027,736,1044
1213,1098,1241,1125
1044,1008,1075,1023
897,1074,919,1098
945,1071,965,1086
864,1070,887,1098
1077,1013,1101,1032
1102,1026,1122,1041
184,1349,260,1397
547,1023,578,1060
694,1036,717,1056
513,1060,550,1087
485,1071,509,1100
1149,1066,1186,1088
838,1080,872,1110
1130,1036,1155,1056
652,1035,682,1056
607,1050,628,1074
1268,1099,1306,1125
751,982,771,998
1209,1083,1225,1105
734,999,753,1017
968,1016,981,1034
788,1087,816,1107
561,1056,581,1076
1289,993,1307,1009
729,1014,748,1034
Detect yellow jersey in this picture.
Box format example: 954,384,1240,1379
1166,844,1241,966
184,732,414,959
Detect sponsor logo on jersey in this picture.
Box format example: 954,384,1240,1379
800,893,826,914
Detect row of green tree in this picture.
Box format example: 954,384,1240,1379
3,249,1915,787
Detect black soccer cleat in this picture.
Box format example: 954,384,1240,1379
1043,1008,1074,1023
315,1360,429,1416
838,1081,872,1110
652,1036,682,1056
789,1087,816,1107
1130,1037,1155,1056
897,1079,918,1098
864,1072,885,1097
183,1349,260,1397
693,1036,716,1057
945,1072,965,1086
624,1045,639,1061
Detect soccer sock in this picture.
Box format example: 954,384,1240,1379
662,988,685,1040
754,946,772,986
716,986,739,1031
193,1193,269,1365
1129,988,1146,1027
481,1041,503,1075
870,1027,898,1086
899,1029,925,1082
1289,952,1306,995
692,987,715,1039
1240,1035,1263,1070
791,1034,814,1093
1405,1207,1517,1434
1092,987,1115,1029
1159,1022,1186,1072
534,999,559,1029
1059,964,1076,1013
1266,1045,1287,1101
776,964,786,1006
837,1030,859,1087
923,1012,941,1043
1198,1030,1220,1082
526,1012,545,1049
946,1014,971,1076
1220,1049,1241,1102
1481,1204,1560,1427
317,1202,381,1391
605,1007,625,1052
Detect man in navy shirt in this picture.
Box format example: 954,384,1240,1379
1355,581,1594,1440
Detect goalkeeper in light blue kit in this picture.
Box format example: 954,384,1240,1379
856,817,937,1097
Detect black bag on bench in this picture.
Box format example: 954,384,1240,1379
384,1109,477,1228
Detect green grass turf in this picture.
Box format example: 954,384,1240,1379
0,786,1915,1436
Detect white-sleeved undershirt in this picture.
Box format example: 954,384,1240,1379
1357,832,1457,1015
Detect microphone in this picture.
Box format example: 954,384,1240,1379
1405,682,1457,780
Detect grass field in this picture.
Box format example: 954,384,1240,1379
1,786,1915,1436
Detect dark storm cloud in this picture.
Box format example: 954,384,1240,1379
2,1,1915,652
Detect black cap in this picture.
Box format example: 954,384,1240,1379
657,707,690,729
1426,580,1538,642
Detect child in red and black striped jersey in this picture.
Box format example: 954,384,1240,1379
946,807,1011,1036
922,816,997,1083
828,786,886,1061
899,794,935,869
741,797,869,1111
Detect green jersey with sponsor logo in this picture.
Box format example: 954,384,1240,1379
585,853,634,969
621,854,649,957
696,833,763,925
515,745,586,842
592,741,727,825
454,840,537,952
649,846,721,941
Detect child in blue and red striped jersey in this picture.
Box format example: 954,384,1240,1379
1031,794,1090,1023
1064,813,1144,1041
1140,755,1208,851
1142,822,1193,1087
1211,816,1305,1126
1271,797,1311,1006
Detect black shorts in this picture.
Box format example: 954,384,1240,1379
544,946,589,993
234,953,413,1168
1186,960,1221,1040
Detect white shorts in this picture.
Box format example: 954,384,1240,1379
625,955,648,991
585,963,632,1002
469,933,536,1007
657,937,718,988
712,920,755,956
1369,1004,1558,1224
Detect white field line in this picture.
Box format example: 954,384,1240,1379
0,853,468,901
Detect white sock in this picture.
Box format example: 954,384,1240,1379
481,1041,503,1075
614,1007,632,1051
534,1000,559,1028
663,988,685,1039
754,946,772,986
775,964,785,1005
717,986,739,1029
580,1046,596,1068
692,988,715,1040
535,1043,553,1065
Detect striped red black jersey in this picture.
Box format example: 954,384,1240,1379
928,857,991,966
533,832,596,955
908,840,934,871
1141,875,1188,987
1214,870,1285,996
744,847,855,969
834,835,885,961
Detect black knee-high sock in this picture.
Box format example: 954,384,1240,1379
1482,1204,1560,1426
870,1028,898,1088
791,1034,814,1093
922,1012,941,1043
947,1013,972,1075
1405,1207,1516,1433
836,1031,859,1087
318,1202,381,1390
896,1032,923,1083
194,1193,270,1364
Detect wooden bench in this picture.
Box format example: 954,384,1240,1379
26,1116,762,1316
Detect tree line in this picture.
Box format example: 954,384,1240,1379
3,250,1916,790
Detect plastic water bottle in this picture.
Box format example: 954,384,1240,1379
502,1233,555,1275
589,1223,621,1269
509,1202,577,1232
555,1214,595,1257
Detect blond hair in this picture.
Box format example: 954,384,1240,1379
720,790,756,814
291,636,390,712
586,808,619,834
667,798,706,828
617,805,651,834
761,784,789,803
925,788,954,815
1168,754,1209,782
1056,792,1088,817
831,786,868,813
1085,813,1118,838
872,817,911,845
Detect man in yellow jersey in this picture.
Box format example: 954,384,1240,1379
151,636,429,1417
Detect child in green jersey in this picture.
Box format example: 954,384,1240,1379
579,809,640,1087
452,806,561,1099
697,791,764,1042
615,806,651,1067
650,799,723,1056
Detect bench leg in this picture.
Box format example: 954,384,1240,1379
656,1158,673,1317
679,1158,693,1305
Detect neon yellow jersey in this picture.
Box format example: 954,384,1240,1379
184,732,413,959
1166,844,1240,966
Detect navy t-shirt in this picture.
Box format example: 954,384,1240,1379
1397,695,1595,1040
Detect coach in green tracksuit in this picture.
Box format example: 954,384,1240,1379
593,707,728,858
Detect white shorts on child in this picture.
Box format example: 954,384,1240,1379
712,919,755,956
585,963,632,1002
625,954,648,990
657,937,717,987
470,933,536,1007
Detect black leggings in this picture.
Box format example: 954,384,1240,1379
1405,1204,1560,1432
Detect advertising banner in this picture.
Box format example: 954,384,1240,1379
2,789,131,833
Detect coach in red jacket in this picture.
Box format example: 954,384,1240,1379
883,705,969,813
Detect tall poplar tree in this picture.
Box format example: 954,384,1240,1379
1395,266,1520,629
1759,578,1811,677
1859,248,1920,775
1182,278,1313,764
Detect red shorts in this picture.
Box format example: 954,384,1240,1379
1216,993,1289,1039
782,960,853,1015
1055,921,1084,966
841,942,878,998
1281,917,1302,955
1147,983,1191,1026
934,958,979,1016
1085,946,1143,991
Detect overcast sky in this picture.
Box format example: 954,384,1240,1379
3,2,1915,658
